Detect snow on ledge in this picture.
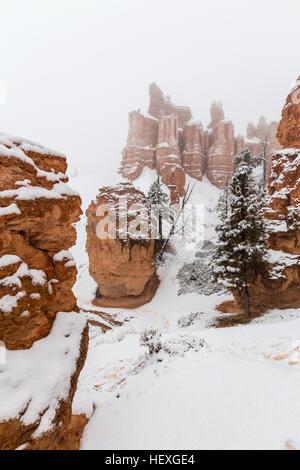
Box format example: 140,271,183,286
0,133,66,159
0,312,87,437
0,182,79,202
0,203,21,217
53,250,76,267
267,249,300,266
0,255,22,269
0,134,75,191
0,292,26,314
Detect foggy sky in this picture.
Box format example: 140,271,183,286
1,0,299,176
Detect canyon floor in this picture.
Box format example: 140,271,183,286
70,171,300,451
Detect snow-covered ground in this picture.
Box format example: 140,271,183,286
70,170,300,451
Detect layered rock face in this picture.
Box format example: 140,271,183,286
0,134,82,349
207,104,235,188
219,80,300,314
254,145,300,310
277,77,300,148
156,115,186,203
86,182,159,308
208,100,225,130
148,82,192,126
182,122,206,181
224,79,300,313
265,80,300,255
0,134,88,449
120,85,190,204
120,84,281,200
120,111,158,180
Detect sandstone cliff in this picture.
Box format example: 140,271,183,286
222,79,300,313
148,82,192,126
156,114,186,204
206,103,235,188
266,79,300,255
120,110,158,180
277,77,300,148
86,182,159,308
182,122,206,181
0,134,88,449
120,84,280,200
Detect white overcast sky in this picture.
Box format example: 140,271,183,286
1,0,299,175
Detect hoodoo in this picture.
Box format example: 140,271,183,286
120,84,281,200
86,182,159,308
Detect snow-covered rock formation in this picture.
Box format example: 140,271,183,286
120,84,281,200
223,78,300,313
86,182,159,308
0,134,88,449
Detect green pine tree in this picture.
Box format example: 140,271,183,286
216,177,230,219
212,149,268,317
147,177,170,239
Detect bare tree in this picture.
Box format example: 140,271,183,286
158,182,196,261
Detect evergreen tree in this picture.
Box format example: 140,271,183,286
147,177,170,239
212,149,268,317
216,178,230,219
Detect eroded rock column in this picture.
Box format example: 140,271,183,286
156,115,186,204
86,182,159,308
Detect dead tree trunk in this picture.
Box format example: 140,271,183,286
158,182,195,261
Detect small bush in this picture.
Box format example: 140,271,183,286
140,329,162,356
177,241,224,296
177,312,203,328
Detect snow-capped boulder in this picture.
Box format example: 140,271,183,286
86,182,159,308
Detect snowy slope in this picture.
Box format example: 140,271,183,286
70,170,300,451
80,320,300,450
69,168,220,306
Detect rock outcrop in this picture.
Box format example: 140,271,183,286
277,77,300,148
182,122,206,181
120,85,190,204
86,182,159,308
0,134,82,350
120,84,281,199
0,134,88,450
265,79,300,256
221,78,300,313
208,101,225,130
207,103,235,188
156,115,186,203
120,111,158,180
148,82,192,126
